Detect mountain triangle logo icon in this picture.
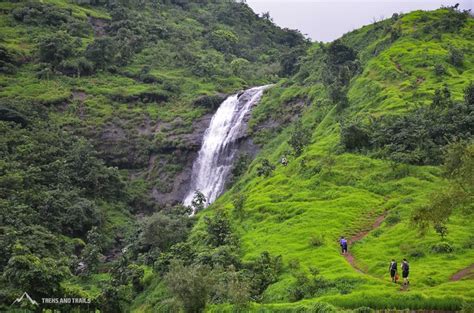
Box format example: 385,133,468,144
11,292,39,306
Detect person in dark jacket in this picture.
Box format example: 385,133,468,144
401,259,410,286
340,236,348,255
389,259,397,283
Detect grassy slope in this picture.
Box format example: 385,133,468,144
206,9,474,311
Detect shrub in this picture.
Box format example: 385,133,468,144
385,211,401,226
37,31,78,68
209,29,238,54
58,57,94,77
353,307,374,313
246,251,283,299
256,159,276,177
372,229,383,238
192,94,226,110
431,242,454,254
204,210,234,247
232,193,246,218
288,259,300,270
448,46,464,67
288,120,311,156
462,235,474,249
434,63,446,76
164,260,216,313
85,37,117,69
341,122,371,151
230,153,251,185
309,234,325,247
308,302,337,313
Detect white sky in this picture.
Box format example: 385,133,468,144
246,0,473,42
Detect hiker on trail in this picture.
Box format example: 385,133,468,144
401,259,410,286
389,259,398,283
280,156,288,166
340,236,348,255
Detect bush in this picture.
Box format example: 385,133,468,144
354,307,374,313
232,193,246,218
431,242,454,254
58,57,94,77
309,234,325,247
165,260,216,313
85,37,117,69
209,29,238,54
288,120,311,156
434,63,446,76
37,31,78,68
192,94,226,110
448,46,464,67
341,122,371,151
204,210,234,247
256,159,276,177
385,211,401,226
308,302,337,313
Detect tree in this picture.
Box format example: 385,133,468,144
204,210,233,247
288,120,311,156
191,191,206,213
412,141,473,235
37,31,77,68
448,46,464,67
209,29,238,54
232,193,246,218
81,226,102,274
256,159,275,177
141,211,192,252
3,248,70,300
164,260,216,313
464,82,474,106
85,37,116,69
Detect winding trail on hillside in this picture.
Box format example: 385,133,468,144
450,264,474,281
344,214,386,273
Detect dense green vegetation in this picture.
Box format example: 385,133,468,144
1,0,473,312
0,0,307,311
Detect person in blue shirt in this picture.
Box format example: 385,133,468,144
340,236,348,254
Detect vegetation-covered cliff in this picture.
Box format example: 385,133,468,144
1,1,473,312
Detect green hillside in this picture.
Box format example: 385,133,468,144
200,7,474,312
1,1,473,312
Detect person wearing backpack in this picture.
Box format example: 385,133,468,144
340,236,348,255
401,259,410,286
388,259,398,283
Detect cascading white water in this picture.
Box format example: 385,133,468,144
183,85,270,211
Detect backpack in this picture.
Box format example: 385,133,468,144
402,262,409,271
391,262,397,271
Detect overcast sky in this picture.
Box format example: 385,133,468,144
246,0,473,42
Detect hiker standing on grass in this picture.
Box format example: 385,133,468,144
401,259,410,286
340,236,348,255
389,259,398,283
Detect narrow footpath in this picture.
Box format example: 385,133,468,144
450,264,474,281
344,214,386,273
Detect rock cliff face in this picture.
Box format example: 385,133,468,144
150,112,214,206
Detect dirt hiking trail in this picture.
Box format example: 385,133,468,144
343,214,386,273
450,264,474,281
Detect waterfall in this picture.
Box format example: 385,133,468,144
183,85,270,211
